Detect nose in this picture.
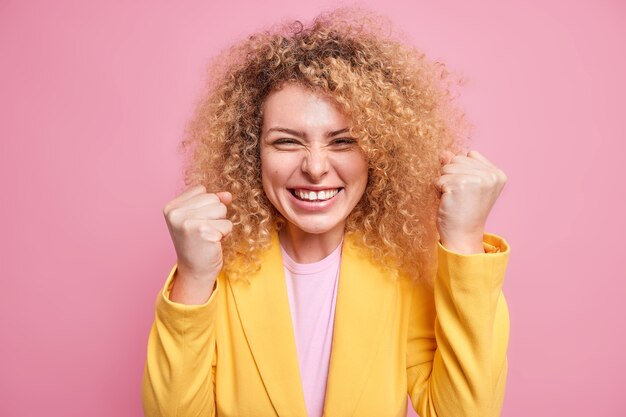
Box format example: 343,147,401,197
301,147,329,181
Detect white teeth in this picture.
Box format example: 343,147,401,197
294,188,339,201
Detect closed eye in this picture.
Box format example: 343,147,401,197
271,138,302,147
330,137,358,147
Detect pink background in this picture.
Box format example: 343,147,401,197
1,0,624,416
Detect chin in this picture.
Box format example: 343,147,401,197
284,216,344,236
289,223,332,235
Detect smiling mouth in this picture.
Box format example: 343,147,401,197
289,188,342,202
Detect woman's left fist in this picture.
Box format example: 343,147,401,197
435,150,507,254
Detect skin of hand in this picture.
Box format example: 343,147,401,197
162,185,233,302
435,150,507,254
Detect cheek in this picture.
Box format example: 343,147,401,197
351,160,369,202
262,152,299,183
261,154,290,201
260,151,277,182
261,168,278,200
260,157,274,200
345,155,369,186
262,163,283,183
260,170,281,214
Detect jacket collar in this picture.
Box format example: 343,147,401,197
227,231,398,416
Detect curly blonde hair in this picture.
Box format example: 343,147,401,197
182,8,468,282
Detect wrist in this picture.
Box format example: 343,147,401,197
169,268,217,305
439,232,484,254
176,262,221,283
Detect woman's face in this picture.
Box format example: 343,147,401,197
260,83,368,237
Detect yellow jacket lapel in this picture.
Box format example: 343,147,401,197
227,232,307,417
323,235,398,416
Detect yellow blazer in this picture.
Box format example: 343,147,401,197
142,232,510,417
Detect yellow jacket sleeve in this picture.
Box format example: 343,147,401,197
141,265,219,417
408,233,510,416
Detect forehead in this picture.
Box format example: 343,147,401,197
261,83,350,132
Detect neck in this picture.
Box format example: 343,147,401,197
279,223,345,264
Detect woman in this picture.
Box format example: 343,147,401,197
142,9,510,417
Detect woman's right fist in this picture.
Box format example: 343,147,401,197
163,185,233,287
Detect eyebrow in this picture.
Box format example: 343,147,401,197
265,127,351,138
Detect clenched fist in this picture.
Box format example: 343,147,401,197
163,185,233,304
436,150,507,254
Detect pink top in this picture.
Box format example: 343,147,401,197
280,241,342,417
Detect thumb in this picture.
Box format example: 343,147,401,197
216,191,233,206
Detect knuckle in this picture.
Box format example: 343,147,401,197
453,179,466,191
181,218,196,232
204,193,220,205
167,207,184,223
163,201,176,216
201,228,220,242
458,176,472,186
478,176,492,189
163,207,175,222
216,203,228,217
